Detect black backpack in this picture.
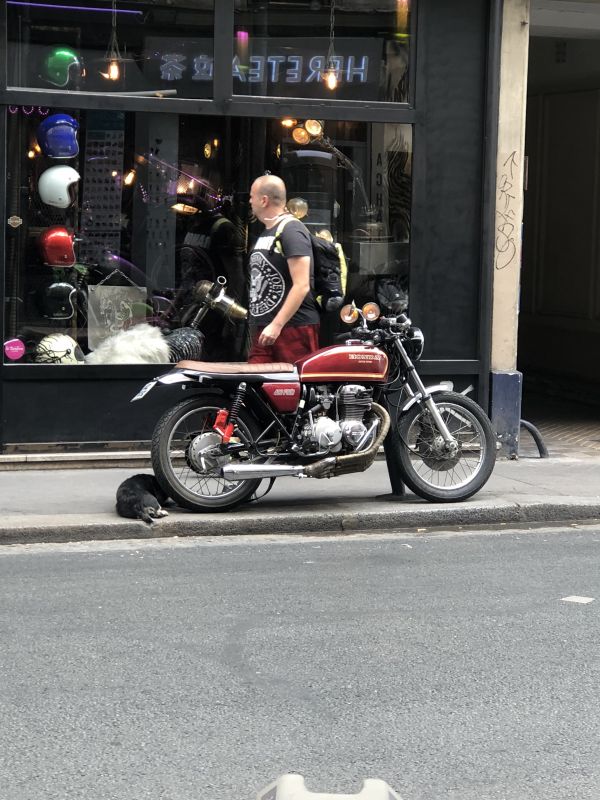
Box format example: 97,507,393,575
272,216,346,312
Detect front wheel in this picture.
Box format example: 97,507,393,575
151,394,262,512
390,391,497,502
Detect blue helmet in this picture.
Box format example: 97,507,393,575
36,113,79,159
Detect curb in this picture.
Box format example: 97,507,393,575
2,499,600,545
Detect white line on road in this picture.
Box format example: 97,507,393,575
562,596,595,604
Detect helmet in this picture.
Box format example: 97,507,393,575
41,47,83,89
40,282,77,320
36,113,79,159
38,227,76,266
38,165,80,208
34,333,83,364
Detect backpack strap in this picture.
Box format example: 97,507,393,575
209,215,230,237
270,214,296,257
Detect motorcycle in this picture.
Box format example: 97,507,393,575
132,284,497,512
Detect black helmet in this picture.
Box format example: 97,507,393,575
41,282,77,320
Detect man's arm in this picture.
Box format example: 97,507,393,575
257,255,311,346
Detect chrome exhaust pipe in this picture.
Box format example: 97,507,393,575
221,464,306,481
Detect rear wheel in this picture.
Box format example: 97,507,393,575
151,394,261,512
391,391,497,502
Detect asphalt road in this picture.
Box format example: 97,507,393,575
1,527,600,800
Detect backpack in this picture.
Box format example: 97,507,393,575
272,216,347,312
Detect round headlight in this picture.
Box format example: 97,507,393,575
340,303,359,324
362,302,381,322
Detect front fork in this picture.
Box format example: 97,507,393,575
394,340,457,447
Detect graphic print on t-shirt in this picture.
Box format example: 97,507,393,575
249,251,285,317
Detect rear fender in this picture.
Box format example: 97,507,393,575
399,382,454,413
131,367,218,402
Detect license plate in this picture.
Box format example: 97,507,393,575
131,380,157,402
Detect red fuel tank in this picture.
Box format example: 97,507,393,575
297,345,388,383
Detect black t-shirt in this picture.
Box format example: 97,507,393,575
249,216,320,328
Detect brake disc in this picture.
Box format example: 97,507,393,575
415,421,461,471
186,431,228,474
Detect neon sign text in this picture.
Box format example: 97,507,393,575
159,54,370,84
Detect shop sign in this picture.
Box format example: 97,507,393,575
144,37,383,100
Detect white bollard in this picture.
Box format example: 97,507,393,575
257,773,402,800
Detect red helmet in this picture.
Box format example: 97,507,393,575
38,226,76,267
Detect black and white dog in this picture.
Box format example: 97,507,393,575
116,474,170,524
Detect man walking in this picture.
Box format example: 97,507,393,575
247,175,320,363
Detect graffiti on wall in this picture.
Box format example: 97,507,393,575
495,151,519,270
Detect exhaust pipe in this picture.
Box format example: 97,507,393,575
221,463,306,481
221,403,390,483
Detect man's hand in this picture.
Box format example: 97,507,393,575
258,320,283,346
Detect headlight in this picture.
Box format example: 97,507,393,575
405,326,424,361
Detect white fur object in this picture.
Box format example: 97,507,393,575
85,323,170,365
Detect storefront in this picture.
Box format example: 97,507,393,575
0,0,500,449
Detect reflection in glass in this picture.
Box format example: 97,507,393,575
234,0,411,103
7,0,215,98
4,110,411,365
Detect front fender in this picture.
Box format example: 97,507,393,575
399,382,454,413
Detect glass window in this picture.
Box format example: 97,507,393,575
4,107,412,364
233,0,412,102
7,0,214,98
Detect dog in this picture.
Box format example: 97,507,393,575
116,473,170,524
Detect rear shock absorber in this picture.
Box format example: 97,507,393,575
213,382,247,444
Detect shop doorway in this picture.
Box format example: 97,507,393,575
519,2,600,438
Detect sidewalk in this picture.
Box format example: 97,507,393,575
0,448,599,544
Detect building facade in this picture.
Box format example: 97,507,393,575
0,0,511,450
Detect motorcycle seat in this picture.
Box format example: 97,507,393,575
177,360,295,375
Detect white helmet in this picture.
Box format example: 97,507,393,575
38,165,80,209
34,333,83,364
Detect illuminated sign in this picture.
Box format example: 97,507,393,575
157,53,370,85
145,37,383,100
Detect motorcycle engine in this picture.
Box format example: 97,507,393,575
302,385,373,454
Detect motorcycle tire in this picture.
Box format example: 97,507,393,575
151,394,262,513
391,391,497,503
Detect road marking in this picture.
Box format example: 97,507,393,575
562,596,594,604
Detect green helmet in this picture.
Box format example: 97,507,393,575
42,47,84,88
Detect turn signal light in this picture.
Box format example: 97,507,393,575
340,303,359,324
362,302,381,321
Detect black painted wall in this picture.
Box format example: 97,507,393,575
410,0,488,360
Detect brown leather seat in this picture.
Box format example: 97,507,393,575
177,360,295,374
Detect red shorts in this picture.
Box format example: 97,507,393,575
248,323,320,364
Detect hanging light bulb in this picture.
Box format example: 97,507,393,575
324,0,338,91
324,65,338,91
101,0,123,80
124,169,136,186
107,59,120,81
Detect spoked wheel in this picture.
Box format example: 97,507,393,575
392,391,497,502
151,394,262,512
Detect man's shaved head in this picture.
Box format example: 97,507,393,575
252,174,287,207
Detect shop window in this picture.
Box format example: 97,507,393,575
7,0,214,98
4,108,412,365
233,0,411,103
